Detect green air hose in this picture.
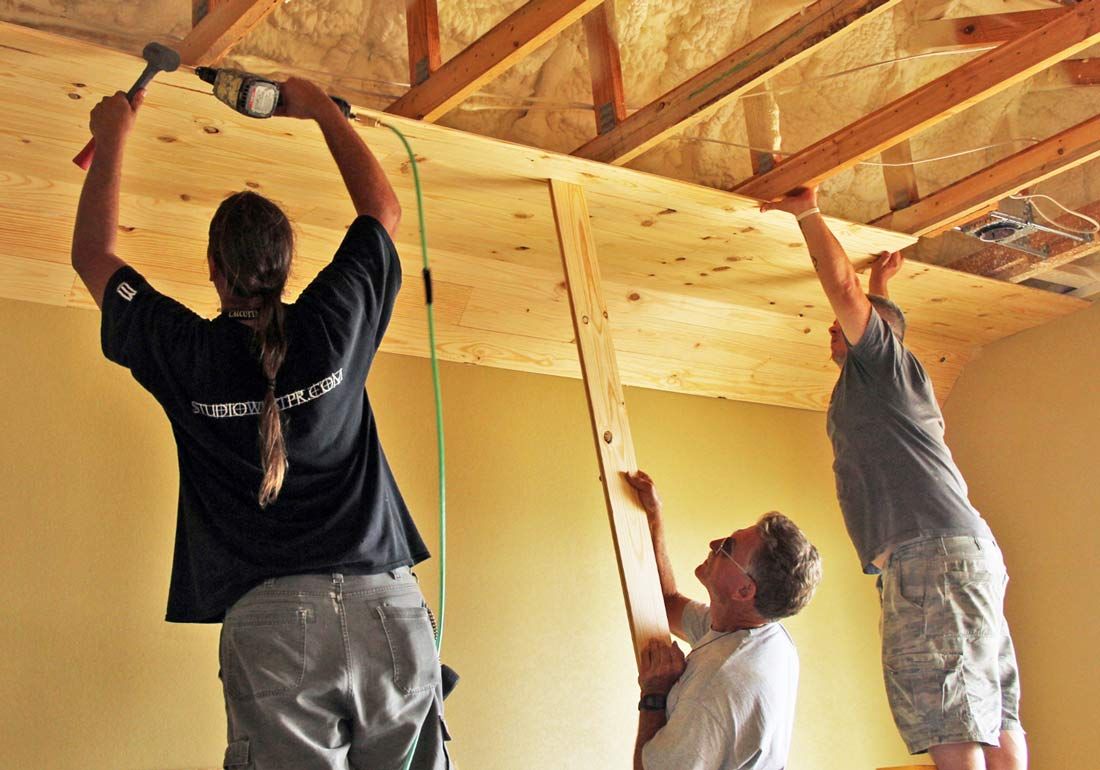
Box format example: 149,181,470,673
375,118,447,770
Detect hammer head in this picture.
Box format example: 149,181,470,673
142,42,180,73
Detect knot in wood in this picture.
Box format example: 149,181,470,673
602,431,613,444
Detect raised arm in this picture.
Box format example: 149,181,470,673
869,250,904,298
71,90,144,308
277,78,401,237
625,470,690,641
760,186,873,347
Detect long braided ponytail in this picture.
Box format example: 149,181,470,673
208,191,294,507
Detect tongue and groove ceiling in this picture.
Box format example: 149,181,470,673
0,1,1094,411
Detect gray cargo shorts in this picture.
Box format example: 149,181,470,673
219,570,452,769
878,536,1023,754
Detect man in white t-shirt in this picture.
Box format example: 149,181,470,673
626,471,823,770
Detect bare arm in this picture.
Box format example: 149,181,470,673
625,471,690,641
869,250,904,298
71,91,144,308
760,187,872,346
278,78,401,236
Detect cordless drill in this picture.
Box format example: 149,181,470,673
196,67,352,120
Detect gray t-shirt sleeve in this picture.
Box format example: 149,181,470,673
846,306,901,375
681,600,712,646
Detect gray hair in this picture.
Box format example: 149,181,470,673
748,513,823,621
868,294,906,342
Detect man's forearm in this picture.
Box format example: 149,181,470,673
314,102,400,234
633,711,666,770
647,514,678,600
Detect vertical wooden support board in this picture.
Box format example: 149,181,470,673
406,0,442,86
548,179,671,663
743,85,781,175
880,140,920,211
582,3,627,135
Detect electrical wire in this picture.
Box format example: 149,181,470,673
1010,193,1100,234
674,135,1043,167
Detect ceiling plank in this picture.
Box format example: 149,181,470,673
873,113,1100,236
905,9,1065,53
405,0,442,86
733,0,1100,201
177,0,282,67
549,178,670,663
582,3,627,135
3,22,1086,412
386,0,603,122
572,0,903,165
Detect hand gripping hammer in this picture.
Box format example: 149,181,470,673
73,42,181,170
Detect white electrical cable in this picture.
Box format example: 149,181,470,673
1009,193,1100,234
675,135,1042,168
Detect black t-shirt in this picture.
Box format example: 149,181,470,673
101,215,429,623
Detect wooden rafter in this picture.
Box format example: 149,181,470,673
572,0,903,165
549,178,670,661
387,0,603,122
178,0,282,67
873,114,1100,236
405,0,442,86
191,0,229,28
733,0,1100,201
582,3,627,135
1060,58,1100,86
905,9,1064,53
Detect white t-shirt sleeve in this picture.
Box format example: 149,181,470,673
681,600,712,645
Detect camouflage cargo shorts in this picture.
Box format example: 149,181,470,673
877,536,1024,754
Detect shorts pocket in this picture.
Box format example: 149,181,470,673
884,651,969,748
895,555,927,609
221,606,313,701
377,603,438,694
933,568,997,638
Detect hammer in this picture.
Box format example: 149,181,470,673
73,42,181,170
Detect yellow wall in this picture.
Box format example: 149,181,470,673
0,297,918,769
942,300,1100,770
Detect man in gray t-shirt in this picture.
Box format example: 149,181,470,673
761,187,1027,770
625,470,822,770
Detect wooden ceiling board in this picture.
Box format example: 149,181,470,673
0,23,1086,412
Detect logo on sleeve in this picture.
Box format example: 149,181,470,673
117,282,138,301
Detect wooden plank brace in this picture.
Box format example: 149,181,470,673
548,178,671,663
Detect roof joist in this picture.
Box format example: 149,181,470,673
873,114,1100,236
905,8,1065,53
733,0,1100,201
572,0,902,165
178,0,282,67
387,0,603,122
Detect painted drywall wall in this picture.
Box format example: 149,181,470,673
942,300,1100,770
0,296,921,769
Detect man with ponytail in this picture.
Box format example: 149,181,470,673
73,80,450,768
